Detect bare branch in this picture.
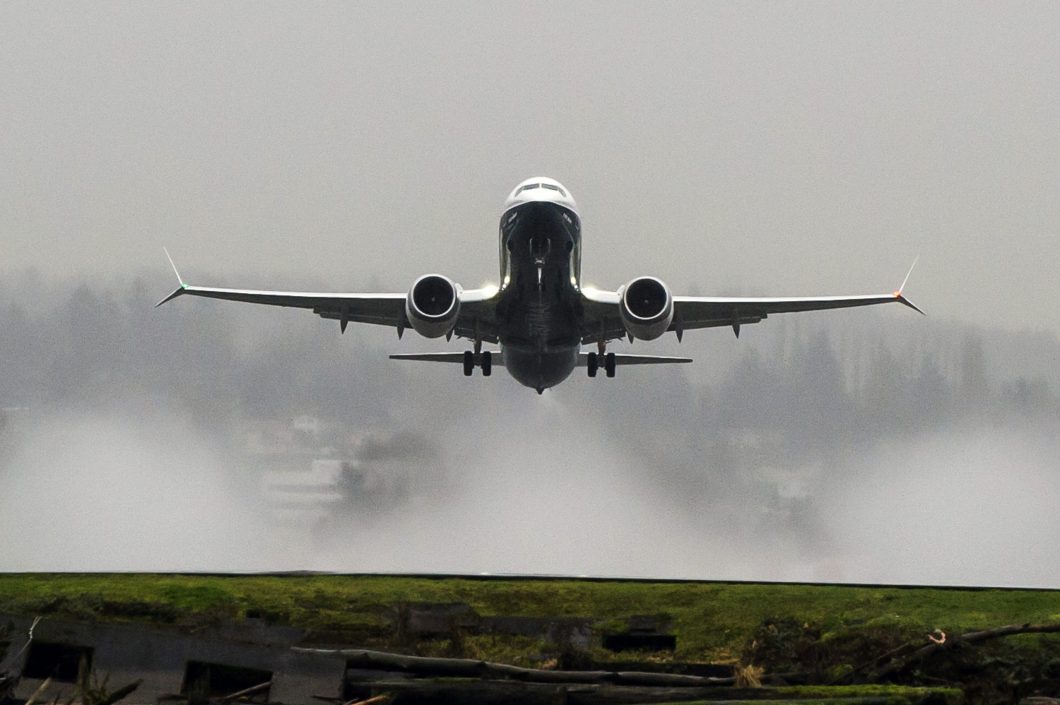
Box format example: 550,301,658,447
870,622,1060,681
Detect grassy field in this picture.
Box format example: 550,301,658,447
0,574,1057,666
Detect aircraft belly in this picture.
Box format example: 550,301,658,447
497,286,580,390
501,345,578,391
498,304,579,390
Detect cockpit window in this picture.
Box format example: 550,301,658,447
517,182,566,197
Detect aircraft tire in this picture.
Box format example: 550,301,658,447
463,350,474,376
587,352,598,377
482,351,492,377
605,352,616,378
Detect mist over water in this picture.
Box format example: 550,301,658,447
0,276,1058,586
819,425,1060,587
0,406,294,571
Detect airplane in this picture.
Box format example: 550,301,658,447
158,177,922,394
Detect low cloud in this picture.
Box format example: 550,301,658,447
0,276,1057,586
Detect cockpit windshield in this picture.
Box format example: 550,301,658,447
506,178,576,209
517,182,567,197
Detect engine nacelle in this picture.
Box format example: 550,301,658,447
406,274,461,338
619,276,673,341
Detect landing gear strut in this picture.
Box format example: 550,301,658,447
587,351,616,378
463,349,493,377
589,326,614,379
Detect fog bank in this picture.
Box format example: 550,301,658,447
1,277,1057,586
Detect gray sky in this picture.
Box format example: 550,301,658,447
2,2,1058,334
1,3,1059,586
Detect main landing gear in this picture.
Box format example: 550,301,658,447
586,351,616,378
463,350,492,377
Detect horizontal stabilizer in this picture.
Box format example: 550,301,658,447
390,352,504,365
577,352,692,366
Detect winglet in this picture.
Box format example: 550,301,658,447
155,247,188,307
897,255,918,295
163,247,185,287
893,256,925,315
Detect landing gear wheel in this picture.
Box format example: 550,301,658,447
481,351,492,377
587,352,598,378
463,350,474,376
605,352,616,378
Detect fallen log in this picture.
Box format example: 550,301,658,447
295,647,736,688
869,622,1060,681
220,680,271,702
351,679,916,705
23,676,52,705
95,678,143,705
342,695,392,705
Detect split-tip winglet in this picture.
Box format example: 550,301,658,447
895,293,925,315
155,287,185,307
163,247,185,286
893,256,925,315
155,247,187,307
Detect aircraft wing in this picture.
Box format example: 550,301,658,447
579,264,921,344
670,291,922,335
156,251,501,340
390,351,503,364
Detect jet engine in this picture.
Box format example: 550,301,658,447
619,276,673,341
406,274,461,338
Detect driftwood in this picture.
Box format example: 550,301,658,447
342,695,392,705
220,680,271,702
295,647,735,688
93,678,144,705
868,622,1060,681
23,676,52,705
310,696,391,705
349,679,909,705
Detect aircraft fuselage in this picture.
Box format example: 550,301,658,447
496,192,583,393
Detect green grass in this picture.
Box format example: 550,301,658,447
0,574,1056,665
776,684,963,700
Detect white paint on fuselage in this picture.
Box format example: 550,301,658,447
503,177,578,214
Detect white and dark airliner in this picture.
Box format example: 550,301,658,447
159,177,921,394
